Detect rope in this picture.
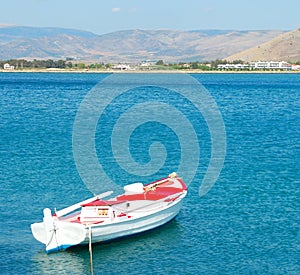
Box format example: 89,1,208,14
45,223,59,250
45,230,55,248
88,225,94,275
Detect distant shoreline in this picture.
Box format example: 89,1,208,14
0,69,299,74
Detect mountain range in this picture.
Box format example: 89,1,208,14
0,25,298,63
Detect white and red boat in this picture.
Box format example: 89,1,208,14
31,173,187,253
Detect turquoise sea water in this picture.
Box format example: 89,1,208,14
0,72,299,274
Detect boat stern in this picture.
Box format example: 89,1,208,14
31,208,86,253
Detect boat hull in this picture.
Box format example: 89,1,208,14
81,196,184,245
30,173,188,253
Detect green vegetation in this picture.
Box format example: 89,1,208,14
0,59,68,69
169,62,212,70
1,58,299,71
156,60,164,66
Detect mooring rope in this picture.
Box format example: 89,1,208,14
88,225,94,275
45,223,59,251
45,229,55,248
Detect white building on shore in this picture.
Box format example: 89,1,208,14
3,63,15,70
249,61,292,70
218,61,293,71
292,64,300,70
217,63,249,70
112,64,131,70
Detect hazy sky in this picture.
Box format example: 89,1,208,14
1,0,299,34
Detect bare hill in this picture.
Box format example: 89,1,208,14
0,25,287,62
226,28,300,62
90,29,285,62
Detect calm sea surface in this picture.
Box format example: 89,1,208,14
0,72,299,274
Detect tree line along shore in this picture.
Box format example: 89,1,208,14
1,59,300,72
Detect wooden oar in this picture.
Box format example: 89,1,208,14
144,172,178,192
